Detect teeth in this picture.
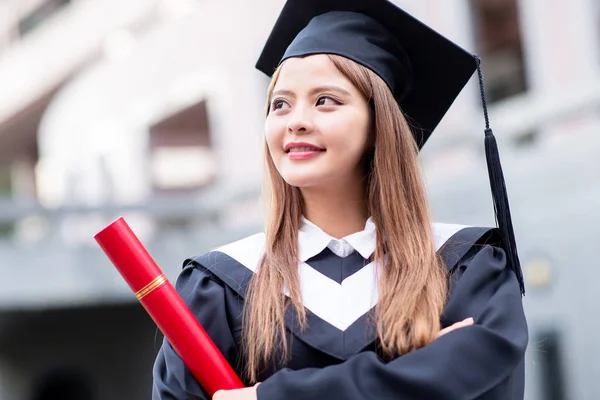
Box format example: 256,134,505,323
289,147,321,152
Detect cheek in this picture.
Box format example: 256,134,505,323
326,115,370,156
265,119,285,154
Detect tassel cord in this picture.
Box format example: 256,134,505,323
475,55,525,296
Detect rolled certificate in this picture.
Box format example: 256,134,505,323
94,217,244,396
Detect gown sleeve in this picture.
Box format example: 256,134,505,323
152,262,241,400
256,244,529,400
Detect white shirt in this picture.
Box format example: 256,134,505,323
298,216,376,261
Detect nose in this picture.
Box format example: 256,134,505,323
286,106,314,135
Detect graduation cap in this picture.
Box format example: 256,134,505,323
255,0,525,296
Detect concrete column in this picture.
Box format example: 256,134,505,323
519,0,600,95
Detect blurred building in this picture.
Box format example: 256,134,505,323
0,0,598,399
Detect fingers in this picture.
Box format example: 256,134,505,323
454,317,474,328
437,317,474,338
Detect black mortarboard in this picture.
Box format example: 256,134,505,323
256,0,525,295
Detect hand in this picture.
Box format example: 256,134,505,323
212,383,260,400
436,317,474,339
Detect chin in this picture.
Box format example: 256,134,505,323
282,177,315,188
280,172,324,188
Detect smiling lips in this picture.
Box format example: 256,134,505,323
284,142,325,160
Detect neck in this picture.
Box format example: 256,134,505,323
300,179,369,239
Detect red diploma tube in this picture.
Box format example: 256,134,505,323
94,217,244,396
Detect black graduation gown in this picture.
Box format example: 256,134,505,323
152,225,528,400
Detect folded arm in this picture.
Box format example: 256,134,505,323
257,245,528,400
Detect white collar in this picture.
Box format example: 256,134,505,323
298,216,377,262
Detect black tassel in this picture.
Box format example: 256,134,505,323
475,55,525,296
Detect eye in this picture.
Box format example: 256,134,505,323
271,99,289,111
316,96,340,106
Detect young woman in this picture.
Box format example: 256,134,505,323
152,1,528,399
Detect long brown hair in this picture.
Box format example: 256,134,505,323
243,54,448,383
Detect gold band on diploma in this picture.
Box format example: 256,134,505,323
135,274,167,300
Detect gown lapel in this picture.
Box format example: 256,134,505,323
187,224,497,360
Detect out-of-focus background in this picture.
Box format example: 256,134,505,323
0,0,597,398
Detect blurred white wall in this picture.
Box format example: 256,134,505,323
34,0,275,208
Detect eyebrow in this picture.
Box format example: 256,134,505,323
270,85,352,101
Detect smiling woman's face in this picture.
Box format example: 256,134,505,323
265,54,371,189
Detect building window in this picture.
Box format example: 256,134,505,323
148,100,216,193
0,165,13,237
18,0,71,37
470,0,528,103
536,329,567,400
0,165,11,197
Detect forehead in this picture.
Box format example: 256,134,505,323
274,54,351,89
